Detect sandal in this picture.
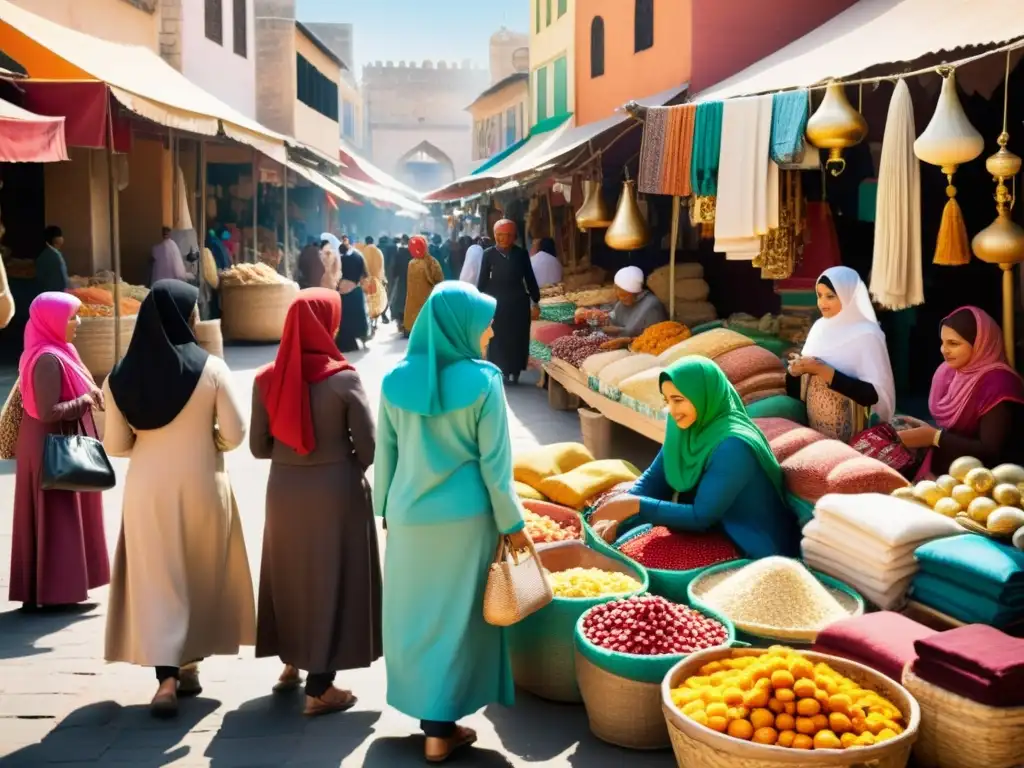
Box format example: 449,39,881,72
177,665,202,697
273,664,304,694
150,682,179,719
303,687,357,717
425,726,477,763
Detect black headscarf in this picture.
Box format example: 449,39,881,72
108,280,209,430
941,308,978,345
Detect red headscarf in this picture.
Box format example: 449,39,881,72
409,235,428,259
255,288,353,455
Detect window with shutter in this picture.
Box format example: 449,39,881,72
635,0,654,53
591,17,605,78
558,0,567,17
205,0,223,45
233,0,247,57
553,57,567,116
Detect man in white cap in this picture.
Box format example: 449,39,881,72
606,265,668,338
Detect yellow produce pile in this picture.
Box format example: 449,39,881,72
69,275,150,303
219,262,292,286
547,567,640,598
894,457,1024,537
629,321,691,355
524,509,578,543
671,647,905,750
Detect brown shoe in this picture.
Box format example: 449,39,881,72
303,686,357,717
273,664,304,693
425,726,477,763
150,681,178,719
177,665,202,697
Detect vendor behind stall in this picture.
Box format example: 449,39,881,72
605,266,668,338
590,356,799,558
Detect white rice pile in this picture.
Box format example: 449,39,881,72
701,557,849,632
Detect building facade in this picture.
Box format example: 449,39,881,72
529,0,574,127
468,73,529,164
7,0,160,49
294,22,344,158
303,22,364,150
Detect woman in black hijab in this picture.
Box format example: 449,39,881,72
101,280,256,718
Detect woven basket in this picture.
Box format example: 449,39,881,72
662,648,920,768
509,540,647,703
576,652,671,749
902,666,1024,768
220,282,298,342
75,315,137,383
195,319,224,358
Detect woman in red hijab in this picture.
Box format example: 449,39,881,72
403,234,444,336
251,288,382,716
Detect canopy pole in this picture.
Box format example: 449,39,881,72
106,103,122,362
170,127,178,228
252,147,259,263
199,139,207,248
668,195,680,321
1002,265,1015,366
282,163,290,278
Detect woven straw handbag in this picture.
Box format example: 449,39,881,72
0,379,24,460
483,536,553,627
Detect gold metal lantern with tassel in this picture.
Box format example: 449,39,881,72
605,179,650,251
805,82,867,176
972,54,1024,365
915,69,985,266
575,179,614,231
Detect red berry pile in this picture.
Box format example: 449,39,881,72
582,595,729,656
618,526,739,571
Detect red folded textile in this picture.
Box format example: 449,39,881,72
813,612,936,683
914,624,1024,682
912,657,1024,708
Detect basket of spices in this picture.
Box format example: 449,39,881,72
219,264,298,342
688,558,864,646
522,499,585,547
663,646,919,768
508,540,648,703
574,595,734,750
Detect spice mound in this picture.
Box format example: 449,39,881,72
700,558,848,633
630,321,691,356
671,647,905,749
219,262,292,286
551,329,608,368
619,526,739,571
524,509,580,544
582,595,729,655
548,568,640,598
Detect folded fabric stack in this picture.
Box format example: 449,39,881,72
911,534,1024,629
802,493,962,609
813,611,936,682
912,624,1024,707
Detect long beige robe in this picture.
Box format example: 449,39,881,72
102,356,256,667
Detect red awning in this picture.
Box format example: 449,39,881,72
0,93,67,162
16,80,131,151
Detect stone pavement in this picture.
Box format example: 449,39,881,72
0,325,665,767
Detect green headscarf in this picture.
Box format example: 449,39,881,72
659,356,784,497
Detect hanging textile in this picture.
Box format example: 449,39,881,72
690,101,723,197
713,95,778,260
638,105,696,197
869,79,923,310
770,90,810,165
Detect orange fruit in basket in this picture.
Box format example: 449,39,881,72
752,727,777,745
723,687,744,706
707,716,728,733
705,702,728,720
771,670,795,690
768,697,785,714
829,712,853,734
793,679,817,699
796,698,821,717
727,720,754,740
792,734,814,750
811,714,829,732
776,730,796,748
840,732,858,748
813,730,842,750
775,713,795,732
775,688,795,703
795,717,815,735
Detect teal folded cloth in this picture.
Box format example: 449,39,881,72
770,90,809,165
915,534,1024,602
858,179,878,223
911,573,1024,627
690,101,723,197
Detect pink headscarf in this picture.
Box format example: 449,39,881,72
18,292,95,420
929,306,1024,430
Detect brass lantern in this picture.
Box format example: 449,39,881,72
805,82,867,176
605,180,650,251
575,180,614,231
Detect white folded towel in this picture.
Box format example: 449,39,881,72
813,493,962,547
803,553,914,611
803,518,918,567
802,537,918,586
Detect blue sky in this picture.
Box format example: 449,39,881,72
296,0,529,74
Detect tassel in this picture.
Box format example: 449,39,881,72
933,181,971,265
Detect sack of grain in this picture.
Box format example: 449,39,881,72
580,349,631,377
619,367,666,411
566,285,618,308
657,328,753,366
672,300,718,327
597,354,659,398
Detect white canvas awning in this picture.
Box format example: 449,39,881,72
285,160,356,204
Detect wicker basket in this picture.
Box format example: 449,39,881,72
662,648,920,768
509,541,647,704
902,666,1024,768
195,319,224,358
220,282,298,342
75,315,137,383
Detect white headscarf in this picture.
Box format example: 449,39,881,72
801,266,896,421
321,232,343,254
460,244,484,285
614,266,644,294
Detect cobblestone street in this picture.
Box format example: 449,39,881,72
0,327,663,767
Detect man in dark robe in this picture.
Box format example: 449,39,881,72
477,219,540,384
387,234,412,333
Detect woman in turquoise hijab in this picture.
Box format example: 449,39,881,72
375,281,530,763
592,356,799,558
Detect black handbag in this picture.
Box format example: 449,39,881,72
41,420,115,492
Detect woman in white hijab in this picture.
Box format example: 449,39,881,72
787,266,896,442
319,232,342,291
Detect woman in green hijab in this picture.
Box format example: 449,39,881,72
592,356,799,558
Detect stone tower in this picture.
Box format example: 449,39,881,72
489,27,530,85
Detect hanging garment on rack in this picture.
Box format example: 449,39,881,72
770,90,810,165
638,104,696,197
690,101,723,197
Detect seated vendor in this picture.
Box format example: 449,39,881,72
591,357,800,559
898,306,1024,476
604,266,668,338
785,267,895,442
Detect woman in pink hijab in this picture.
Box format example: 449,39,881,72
899,306,1024,476
9,292,109,608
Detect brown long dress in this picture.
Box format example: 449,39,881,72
250,369,383,674
9,354,110,605
404,256,444,332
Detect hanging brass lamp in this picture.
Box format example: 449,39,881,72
805,82,867,176
575,180,614,231
605,180,650,251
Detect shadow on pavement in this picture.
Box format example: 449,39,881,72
0,603,96,661
364,735,513,767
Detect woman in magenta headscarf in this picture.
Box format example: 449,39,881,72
899,306,1024,476
9,292,110,608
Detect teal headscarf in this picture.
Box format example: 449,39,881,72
382,282,501,416
659,356,784,497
